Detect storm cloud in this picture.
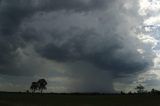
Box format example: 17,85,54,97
0,0,155,92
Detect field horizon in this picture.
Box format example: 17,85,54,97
0,92,160,106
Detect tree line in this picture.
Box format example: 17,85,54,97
121,84,160,95
29,80,160,95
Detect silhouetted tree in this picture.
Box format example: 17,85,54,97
128,91,133,95
30,82,38,93
151,88,160,95
120,91,125,95
26,90,30,93
135,84,144,93
37,79,47,93
151,88,156,94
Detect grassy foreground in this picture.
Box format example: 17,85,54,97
0,93,160,106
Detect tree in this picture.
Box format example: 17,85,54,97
135,84,144,93
151,88,160,94
37,79,47,93
30,82,38,93
151,88,156,94
120,91,125,95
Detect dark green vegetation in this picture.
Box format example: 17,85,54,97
0,93,160,106
30,79,47,93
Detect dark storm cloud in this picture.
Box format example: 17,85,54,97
0,0,34,68
0,0,113,75
36,0,113,12
0,1,32,35
0,0,111,38
0,38,16,64
37,27,151,76
0,0,152,76
0,0,112,35
0,0,155,92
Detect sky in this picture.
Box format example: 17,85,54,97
0,0,160,93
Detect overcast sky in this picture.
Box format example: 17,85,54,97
0,0,159,92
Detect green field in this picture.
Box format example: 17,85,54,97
0,93,160,106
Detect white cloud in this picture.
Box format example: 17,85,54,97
144,15,160,25
137,49,145,54
139,0,160,16
139,0,151,16
137,33,157,45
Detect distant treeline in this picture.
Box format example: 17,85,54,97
1,83,160,95
121,88,160,95
0,91,160,96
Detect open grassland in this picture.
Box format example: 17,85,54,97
0,93,160,106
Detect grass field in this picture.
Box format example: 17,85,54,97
0,93,160,106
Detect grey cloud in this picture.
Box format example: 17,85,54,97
36,0,113,12
16,0,153,79
36,27,151,76
0,0,113,74
0,0,155,92
0,0,113,67
0,0,112,35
